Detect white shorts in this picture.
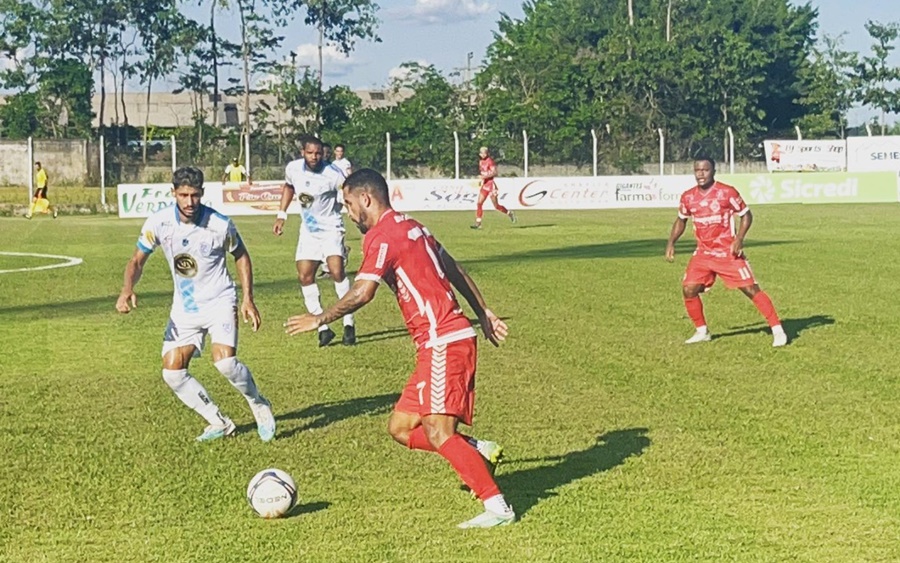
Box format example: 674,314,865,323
161,300,238,357
295,230,346,262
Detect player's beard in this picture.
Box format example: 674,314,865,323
353,209,369,234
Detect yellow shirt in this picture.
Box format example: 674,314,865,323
225,164,246,182
36,169,48,189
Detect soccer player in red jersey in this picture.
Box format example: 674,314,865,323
471,146,516,229
665,157,787,347
285,168,516,528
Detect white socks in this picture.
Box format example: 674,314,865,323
214,356,261,404
301,284,328,332
162,368,223,425
334,278,354,327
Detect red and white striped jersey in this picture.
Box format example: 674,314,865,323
357,210,476,349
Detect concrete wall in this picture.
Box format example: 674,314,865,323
0,139,98,187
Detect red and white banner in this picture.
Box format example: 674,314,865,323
763,140,846,172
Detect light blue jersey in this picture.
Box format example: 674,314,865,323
136,205,240,314
284,159,346,234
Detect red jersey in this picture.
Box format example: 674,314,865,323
479,157,496,189
357,210,477,349
678,181,749,258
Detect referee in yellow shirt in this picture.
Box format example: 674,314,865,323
222,157,250,184
26,161,58,219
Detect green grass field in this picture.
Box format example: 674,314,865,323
2,204,899,562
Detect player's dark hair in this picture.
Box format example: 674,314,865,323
694,155,716,169
344,168,390,205
35,161,41,167
335,144,345,150
173,166,204,190
301,136,323,151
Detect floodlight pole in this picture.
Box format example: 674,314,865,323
100,134,107,208
591,128,598,177
27,136,33,205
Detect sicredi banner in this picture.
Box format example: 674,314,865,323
763,140,846,172
720,172,898,204
846,136,900,172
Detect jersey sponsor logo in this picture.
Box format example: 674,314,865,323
298,192,314,208
174,253,199,278
375,243,389,269
200,242,212,256
709,200,721,213
692,214,724,225
143,230,155,246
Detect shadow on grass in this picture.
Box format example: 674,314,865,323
469,238,798,264
253,393,399,440
498,428,650,517
513,224,557,229
285,500,330,518
710,314,835,343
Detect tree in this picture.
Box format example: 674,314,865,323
796,34,857,138
854,20,900,134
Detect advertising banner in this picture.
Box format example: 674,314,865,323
763,140,846,172
117,183,218,218
720,172,898,205
846,136,900,172
217,181,302,216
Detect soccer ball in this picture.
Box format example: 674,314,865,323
246,468,298,518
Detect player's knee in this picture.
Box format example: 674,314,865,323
421,421,452,449
162,368,189,390
387,418,410,445
682,285,702,299
214,356,239,378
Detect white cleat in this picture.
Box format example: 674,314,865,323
196,418,236,442
251,396,276,442
772,331,788,348
684,330,711,344
458,509,516,529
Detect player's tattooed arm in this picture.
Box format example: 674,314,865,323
284,280,378,335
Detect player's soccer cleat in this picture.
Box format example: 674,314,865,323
342,325,356,346
318,326,336,347
24,214,32,220
196,418,236,442
52,208,58,219
479,440,504,475
317,268,330,279
250,396,276,442
508,211,517,224
458,508,516,529
470,223,482,230
684,330,711,344
772,331,788,348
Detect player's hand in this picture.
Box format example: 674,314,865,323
116,292,137,313
241,299,261,332
479,308,508,347
284,313,320,336
664,244,675,262
731,239,744,257
273,219,285,236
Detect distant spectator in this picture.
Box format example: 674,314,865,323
222,158,250,184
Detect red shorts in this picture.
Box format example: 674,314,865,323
395,338,477,425
480,181,498,197
684,254,757,289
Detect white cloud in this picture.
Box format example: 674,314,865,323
291,43,362,78
388,60,430,83
396,0,492,25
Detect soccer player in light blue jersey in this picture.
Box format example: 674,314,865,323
273,136,357,347
116,166,276,442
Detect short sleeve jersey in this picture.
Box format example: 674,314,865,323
678,181,749,258
333,157,352,176
36,169,48,189
357,210,477,349
479,157,496,189
224,164,246,182
136,205,241,314
284,159,346,234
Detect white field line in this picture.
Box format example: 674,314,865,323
0,251,84,274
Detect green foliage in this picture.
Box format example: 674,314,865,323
796,34,858,139
853,20,900,134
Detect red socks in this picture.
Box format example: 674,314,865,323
684,296,707,328
752,291,781,328
495,202,510,214
407,426,437,452
437,434,500,500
